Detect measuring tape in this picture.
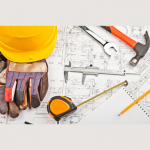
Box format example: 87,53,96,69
47,80,128,122
130,67,150,95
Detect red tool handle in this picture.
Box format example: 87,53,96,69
101,26,137,48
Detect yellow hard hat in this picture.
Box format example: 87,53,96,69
0,26,57,63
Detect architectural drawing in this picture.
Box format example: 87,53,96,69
2,26,150,125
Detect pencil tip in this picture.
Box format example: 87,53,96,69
118,113,122,116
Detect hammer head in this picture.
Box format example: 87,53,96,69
130,31,150,66
103,42,119,56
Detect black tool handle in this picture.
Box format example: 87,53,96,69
79,26,106,46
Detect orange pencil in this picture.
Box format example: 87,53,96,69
118,89,150,116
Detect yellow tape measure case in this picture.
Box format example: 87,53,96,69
47,96,77,122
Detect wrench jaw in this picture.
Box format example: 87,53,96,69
103,43,119,56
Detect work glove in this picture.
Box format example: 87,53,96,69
0,53,20,118
0,53,7,114
5,59,48,110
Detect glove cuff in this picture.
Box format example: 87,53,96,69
9,62,48,72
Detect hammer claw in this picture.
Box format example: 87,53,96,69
144,31,150,47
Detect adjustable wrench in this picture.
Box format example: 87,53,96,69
78,26,118,56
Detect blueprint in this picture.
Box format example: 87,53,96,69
1,26,150,124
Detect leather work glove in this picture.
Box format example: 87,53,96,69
5,59,48,110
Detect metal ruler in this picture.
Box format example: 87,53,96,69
130,67,150,95
64,62,138,84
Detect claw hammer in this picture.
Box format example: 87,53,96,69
101,26,150,66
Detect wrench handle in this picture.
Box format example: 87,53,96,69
101,26,137,48
79,26,106,46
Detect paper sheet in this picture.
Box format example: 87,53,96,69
79,87,150,124
1,26,150,124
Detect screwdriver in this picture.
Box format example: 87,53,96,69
47,80,128,123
